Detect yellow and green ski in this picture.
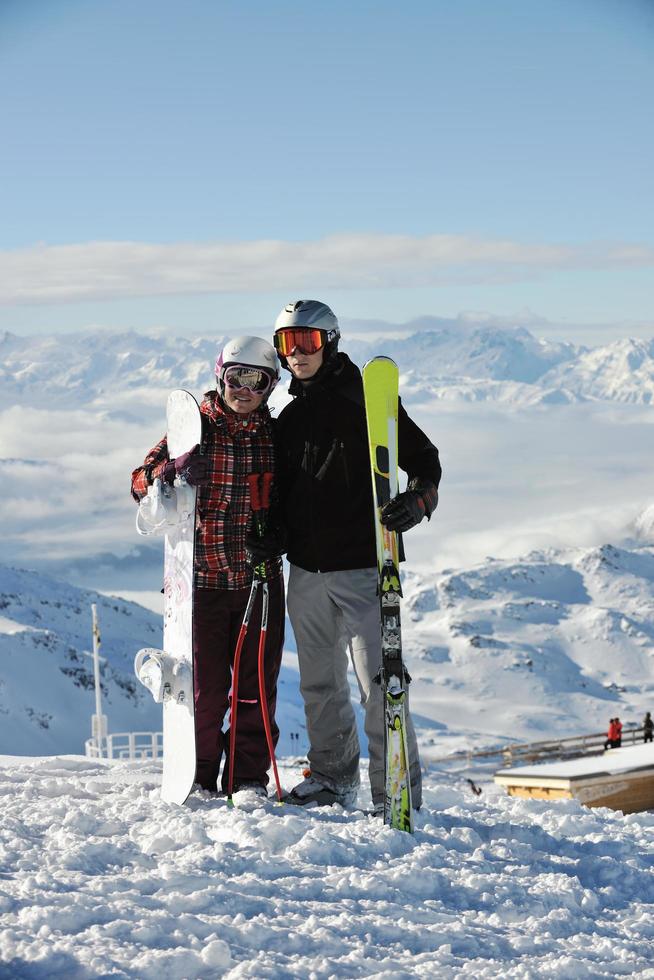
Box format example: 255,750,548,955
362,356,413,833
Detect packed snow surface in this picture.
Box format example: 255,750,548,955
1,754,654,979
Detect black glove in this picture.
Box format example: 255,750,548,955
245,525,285,567
162,445,209,487
380,478,438,533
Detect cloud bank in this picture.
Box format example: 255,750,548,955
2,234,653,305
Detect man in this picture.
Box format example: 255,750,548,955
131,337,285,796
273,300,441,812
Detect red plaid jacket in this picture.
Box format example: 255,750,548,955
131,391,282,590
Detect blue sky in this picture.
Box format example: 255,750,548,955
1,0,652,341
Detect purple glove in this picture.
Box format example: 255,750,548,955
162,444,209,486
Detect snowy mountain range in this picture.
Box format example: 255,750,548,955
3,501,653,757
407,529,654,757
2,321,654,407
1,319,653,757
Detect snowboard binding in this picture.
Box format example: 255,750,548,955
134,648,192,706
135,477,195,536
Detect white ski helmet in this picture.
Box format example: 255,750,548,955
273,299,340,369
215,336,280,398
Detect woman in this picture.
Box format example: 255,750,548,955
131,337,285,795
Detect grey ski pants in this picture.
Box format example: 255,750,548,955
287,564,422,807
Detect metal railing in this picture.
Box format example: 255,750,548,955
425,725,646,769
85,731,163,761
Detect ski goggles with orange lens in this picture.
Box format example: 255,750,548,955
273,328,326,357
223,364,274,394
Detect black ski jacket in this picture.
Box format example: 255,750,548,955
276,353,441,573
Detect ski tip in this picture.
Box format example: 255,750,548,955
362,355,398,371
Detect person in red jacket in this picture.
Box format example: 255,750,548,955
604,718,620,750
131,337,285,796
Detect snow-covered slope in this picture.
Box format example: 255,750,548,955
348,322,578,384
404,532,654,756
1,753,653,978
396,372,579,406
0,565,163,755
0,563,310,759
0,329,224,414
541,337,654,404
352,329,654,405
4,506,654,759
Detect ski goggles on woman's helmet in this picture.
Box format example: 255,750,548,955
273,327,326,357
223,364,274,394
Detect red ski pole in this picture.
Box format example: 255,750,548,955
257,580,283,801
227,577,259,804
247,471,284,802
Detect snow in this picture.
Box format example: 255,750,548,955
0,564,312,761
2,324,654,582
403,536,654,753
0,565,163,756
3,323,653,414
0,615,35,635
1,754,654,979
3,527,654,760
110,590,164,615
542,338,654,405
2,322,654,976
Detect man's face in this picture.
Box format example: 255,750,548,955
286,346,324,380
273,327,327,381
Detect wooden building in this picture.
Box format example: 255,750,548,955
494,743,654,814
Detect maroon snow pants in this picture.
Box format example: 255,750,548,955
193,573,285,793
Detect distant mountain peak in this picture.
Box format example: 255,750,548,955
2,323,653,410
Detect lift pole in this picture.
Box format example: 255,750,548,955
91,603,108,758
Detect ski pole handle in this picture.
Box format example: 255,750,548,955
247,471,273,518
248,472,262,512
260,472,273,511
248,472,274,538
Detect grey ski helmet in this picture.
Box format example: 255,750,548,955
215,336,280,399
273,299,340,369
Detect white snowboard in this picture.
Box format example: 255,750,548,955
135,389,202,805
